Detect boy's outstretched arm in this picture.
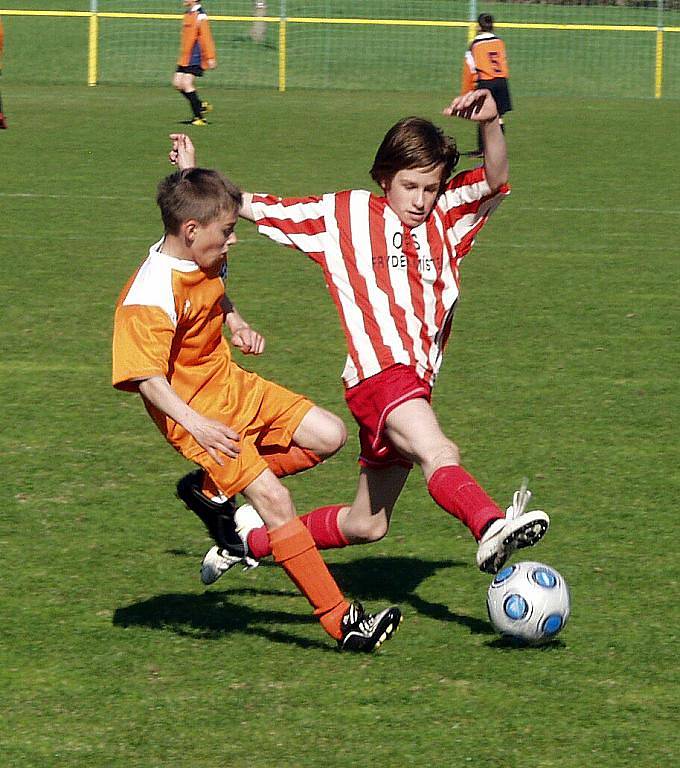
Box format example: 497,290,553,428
442,89,509,192
169,133,256,221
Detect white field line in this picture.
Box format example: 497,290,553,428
1,191,679,216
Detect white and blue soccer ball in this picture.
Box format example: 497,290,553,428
486,561,571,645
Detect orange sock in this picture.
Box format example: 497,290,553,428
260,446,322,478
269,517,349,639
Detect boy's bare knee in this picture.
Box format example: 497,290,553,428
321,415,347,457
345,514,389,544
308,412,347,459
245,481,295,529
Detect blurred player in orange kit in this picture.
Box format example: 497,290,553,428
173,1,217,126
112,166,402,652
460,14,511,156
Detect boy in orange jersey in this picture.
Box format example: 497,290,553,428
0,16,7,129
173,1,217,126
460,14,511,156
112,167,401,652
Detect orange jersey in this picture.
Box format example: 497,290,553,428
112,240,313,495
0,17,4,60
112,241,265,460
461,33,509,93
177,4,216,69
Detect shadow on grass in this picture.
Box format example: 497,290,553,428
113,590,332,651
113,555,492,648
487,636,568,651
328,556,493,636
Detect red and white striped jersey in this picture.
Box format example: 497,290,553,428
252,167,508,388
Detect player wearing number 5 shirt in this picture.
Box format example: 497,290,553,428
461,14,512,156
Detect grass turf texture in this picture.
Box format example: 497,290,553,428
0,84,678,767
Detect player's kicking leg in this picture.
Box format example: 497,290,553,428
475,481,549,574
179,405,346,581
384,398,549,574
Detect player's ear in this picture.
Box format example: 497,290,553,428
183,220,199,244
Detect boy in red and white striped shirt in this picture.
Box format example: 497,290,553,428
171,89,549,584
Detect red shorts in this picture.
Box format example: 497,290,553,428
344,364,431,469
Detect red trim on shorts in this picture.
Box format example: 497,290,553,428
373,386,430,453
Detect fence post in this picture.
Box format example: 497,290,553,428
467,0,477,41
88,0,98,86
278,0,287,92
655,0,664,98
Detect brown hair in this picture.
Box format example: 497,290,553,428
369,117,460,189
156,168,242,235
478,13,494,32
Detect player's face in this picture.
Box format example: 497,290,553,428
191,210,238,276
382,164,445,228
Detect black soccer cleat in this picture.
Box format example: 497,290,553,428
175,469,238,549
337,602,402,652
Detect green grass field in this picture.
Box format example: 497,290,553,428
1,81,679,767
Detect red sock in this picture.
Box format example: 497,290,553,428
301,505,349,549
247,505,347,560
427,465,503,541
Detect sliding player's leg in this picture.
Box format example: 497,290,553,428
243,462,409,564
240,468,401,651
384,398,549,574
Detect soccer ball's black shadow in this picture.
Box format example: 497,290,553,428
487,635,568,651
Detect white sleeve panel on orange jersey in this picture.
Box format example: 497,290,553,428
122,249,184,325
112,246,197,391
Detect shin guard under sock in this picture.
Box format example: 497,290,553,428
427,465,503,541
269,517,348,639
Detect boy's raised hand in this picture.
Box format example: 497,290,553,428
442,89,499,122
169,133,197,170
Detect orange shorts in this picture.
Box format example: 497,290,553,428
180,369,314,497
